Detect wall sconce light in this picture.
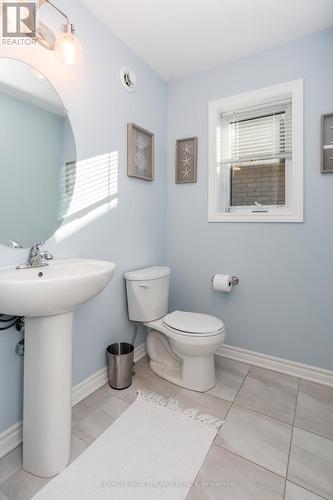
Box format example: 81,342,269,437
54,22,83,65
36,0,83,64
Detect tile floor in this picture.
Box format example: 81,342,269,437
0,356,332,499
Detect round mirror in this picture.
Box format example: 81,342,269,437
0,58,76,248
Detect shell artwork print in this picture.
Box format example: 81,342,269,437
135,150,148,172
135,135,148,173
136,135,147,150
127,123,155,181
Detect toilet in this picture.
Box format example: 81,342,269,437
124,266,225,392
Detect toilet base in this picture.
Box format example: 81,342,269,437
149,359,216,392
146,328,221,392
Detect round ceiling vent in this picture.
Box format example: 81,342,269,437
120,67,137,92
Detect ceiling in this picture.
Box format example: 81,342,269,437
81,0,333,81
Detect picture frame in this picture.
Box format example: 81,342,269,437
321,113,333,174
127,123,154,181
175,137,198,183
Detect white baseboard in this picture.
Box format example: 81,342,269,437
0,342,147,460
133,342,147,363
217,344,333,387
71,367,108,407
0,421,22,461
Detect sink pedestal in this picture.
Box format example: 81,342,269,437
23,313,73,477
0,258,116,477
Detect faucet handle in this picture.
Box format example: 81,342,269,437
34,241,45,251
29,241,45,256
42,250,53,261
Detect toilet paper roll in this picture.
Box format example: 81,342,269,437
212,274,233,293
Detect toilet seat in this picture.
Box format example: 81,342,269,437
163,311,224,337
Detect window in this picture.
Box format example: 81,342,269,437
208,80,303,222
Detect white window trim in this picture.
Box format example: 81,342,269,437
208,79,303,223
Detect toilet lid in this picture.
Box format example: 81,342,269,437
163,311,224,336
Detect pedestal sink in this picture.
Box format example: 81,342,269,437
0,258,116,477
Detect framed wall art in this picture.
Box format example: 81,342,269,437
127,123,154,181
321,113,333,173
175,137,197,183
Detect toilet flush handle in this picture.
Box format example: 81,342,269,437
139,283,149,289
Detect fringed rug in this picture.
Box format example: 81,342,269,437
32,392,223,500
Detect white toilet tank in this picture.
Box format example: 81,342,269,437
124,266,170,322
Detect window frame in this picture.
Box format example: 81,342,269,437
208,79,303,223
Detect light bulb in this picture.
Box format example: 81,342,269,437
54,23,83,65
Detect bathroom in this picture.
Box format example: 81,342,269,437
0,0,332,498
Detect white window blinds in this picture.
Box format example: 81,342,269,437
220,99,292,165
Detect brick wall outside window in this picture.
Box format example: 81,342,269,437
231,161,285,206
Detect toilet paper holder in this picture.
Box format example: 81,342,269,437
211,275,239,287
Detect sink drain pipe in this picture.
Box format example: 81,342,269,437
0,314,18,330
0,314,25,355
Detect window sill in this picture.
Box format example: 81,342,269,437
208,211,303,223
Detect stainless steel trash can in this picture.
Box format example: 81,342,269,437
106,342,134,390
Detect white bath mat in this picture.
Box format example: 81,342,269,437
32,392,223,500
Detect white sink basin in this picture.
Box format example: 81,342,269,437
0,257,116,478
0,258,116,317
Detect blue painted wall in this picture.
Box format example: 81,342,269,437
0,0,167,432
0,1,332,436
166,29,333,371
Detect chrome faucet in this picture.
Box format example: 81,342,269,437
17,242,53,269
